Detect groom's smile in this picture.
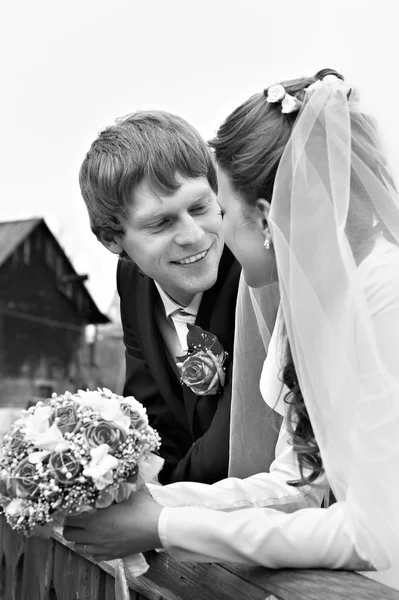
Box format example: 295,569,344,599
109,175,224,306
172,249,208,265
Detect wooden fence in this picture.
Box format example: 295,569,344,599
1,515,398,600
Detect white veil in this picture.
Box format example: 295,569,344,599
228,276,281,478
267,77,399,587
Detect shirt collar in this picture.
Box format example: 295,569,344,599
154,282,202,319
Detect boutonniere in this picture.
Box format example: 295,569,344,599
176,324,228,396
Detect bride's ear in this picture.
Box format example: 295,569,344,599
98,230,124,255
255,198,271,237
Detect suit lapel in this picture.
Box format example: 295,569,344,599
196,246,235,331
133,247,239,440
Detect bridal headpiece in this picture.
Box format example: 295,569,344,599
264,84,301,114
264,73,358,115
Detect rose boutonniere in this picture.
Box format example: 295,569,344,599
176,324,227,396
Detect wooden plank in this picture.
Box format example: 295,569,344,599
51,528,166,600
48,531,399,600
0,515,24,600
21,534,54,600
52,542,104,600
223,564,399,600
135,552,274,600
103,571,122,600
97,558,182,600
0,515,6,599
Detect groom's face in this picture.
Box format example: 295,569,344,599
112,175,224,305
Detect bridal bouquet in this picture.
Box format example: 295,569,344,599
0,388,163,594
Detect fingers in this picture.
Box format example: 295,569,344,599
65,535,112,561
63,526,88,544
73,543,122,562
74,543,95,558
64,514,88,527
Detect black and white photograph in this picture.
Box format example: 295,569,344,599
0,1,398,598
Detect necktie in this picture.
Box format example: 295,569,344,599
170,308,195,353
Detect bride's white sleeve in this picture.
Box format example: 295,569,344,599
157,502,372,569
147,416,328,513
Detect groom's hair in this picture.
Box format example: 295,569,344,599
79,110,216,239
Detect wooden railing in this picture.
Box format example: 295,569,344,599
1,514,398,600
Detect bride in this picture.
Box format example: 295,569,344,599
65,69,399,590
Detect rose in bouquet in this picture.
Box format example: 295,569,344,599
176,324,227,395
0,388,163,593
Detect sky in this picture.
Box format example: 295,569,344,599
1,0,398,315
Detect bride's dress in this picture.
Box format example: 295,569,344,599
148,238,399,587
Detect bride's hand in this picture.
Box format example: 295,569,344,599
63,490,163,561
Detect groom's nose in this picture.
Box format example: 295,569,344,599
174,215,205,246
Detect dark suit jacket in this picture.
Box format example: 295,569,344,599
117,247,241,485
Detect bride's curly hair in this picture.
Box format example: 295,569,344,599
209,68,345,486
282,343,323,485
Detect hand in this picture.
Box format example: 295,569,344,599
63,490,163,561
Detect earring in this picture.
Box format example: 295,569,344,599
264,238,270,250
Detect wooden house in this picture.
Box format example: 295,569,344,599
0,218,109,409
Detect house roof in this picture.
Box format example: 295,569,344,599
0,218,110,324
0,218,41,268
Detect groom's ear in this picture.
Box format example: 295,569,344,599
97,230,124,255
255,198,271,237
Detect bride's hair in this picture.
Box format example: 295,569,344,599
210,66,396,485
209,68,344,486
282,345,323,486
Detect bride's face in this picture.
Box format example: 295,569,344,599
217,167,278,288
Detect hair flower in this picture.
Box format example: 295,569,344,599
266,84,286,103
281,94,299,114
266,84,300,114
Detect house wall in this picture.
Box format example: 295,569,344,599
95,328,125,395
0,225,96,407
93,291,125,395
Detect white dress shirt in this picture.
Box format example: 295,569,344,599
154,283,202,358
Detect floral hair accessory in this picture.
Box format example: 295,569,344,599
265,83,301,114
176,324,227,396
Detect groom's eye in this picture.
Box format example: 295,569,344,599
148,219,169,231
190,203,208,214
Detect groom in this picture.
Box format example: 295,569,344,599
79,110,241,484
